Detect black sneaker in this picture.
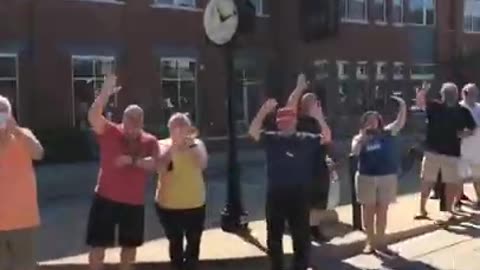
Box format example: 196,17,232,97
310,227,328,243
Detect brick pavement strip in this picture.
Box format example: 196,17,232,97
39,185,477,270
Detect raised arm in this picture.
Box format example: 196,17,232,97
88,74,121,134
351,132,369,156
310,100,332,144
249,99,278,141
286,73,309,109
385,96,407,135
415,81,431,111
188,139,208,170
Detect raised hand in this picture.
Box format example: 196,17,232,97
390,95,406,104
296,73,309,90
310,100,325,119
101,74,122,97
114,155,133,167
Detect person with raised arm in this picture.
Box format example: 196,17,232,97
0,95,43,270
249,98,327,270
86,74,159,270
286,74,333,242
414,82,476,223
351,95,406,255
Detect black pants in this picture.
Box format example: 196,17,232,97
155,205,206,270
266,186,310,270
86,195,145,247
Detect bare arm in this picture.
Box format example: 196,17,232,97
188,140,208,170
249,99,278,141
15,127,44,160
286,73,308,109
385,96,407,135
351,134,367,156
88,75,121,134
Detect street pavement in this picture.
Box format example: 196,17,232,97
344,210,480,270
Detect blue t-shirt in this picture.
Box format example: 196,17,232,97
261,131,322,189
358,131,399,176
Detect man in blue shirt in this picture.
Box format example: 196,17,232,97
249,99,327,270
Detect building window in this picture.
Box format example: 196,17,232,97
341,0,368,22
376,62,387,80
410,63,435,80
393,0,404,24
72,55,115,128
406,0,435,26
337,61,350,80
160,58,197,123
464,0,480,32
152,0,196,8
372,0,386,23
393,62,404,80
0,54,19,119
313,60,329,80
356,61,368,80
250,0,269,16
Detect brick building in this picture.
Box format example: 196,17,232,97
0,0,479,139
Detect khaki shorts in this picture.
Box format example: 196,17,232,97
421,152,460,183
355,173,397,205
0,228,36,270
459,161,480,182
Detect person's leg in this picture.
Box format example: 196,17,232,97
0,231,10,270
266,190,286,270
155,205,184,270
118,204,145,270
184,206,206,270
9,228,37,270
418,152,439,218
355,174,377,252
441,156,462,218
309,209,324,242
86,196,116,270
287,189,311,270
375,175,397,251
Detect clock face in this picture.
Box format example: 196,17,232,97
204,0,239,45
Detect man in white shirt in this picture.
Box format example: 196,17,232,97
459,83,480,206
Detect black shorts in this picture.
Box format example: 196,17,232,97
86,195,145,248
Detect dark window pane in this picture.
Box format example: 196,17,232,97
0,57,16,78
407,0,424,24
393,0,403,22
154,0,174,5
178,59,196,80
348,0,367,20
179,81,197,122
161,59,178,79
95,60,115,77
162,81,179,110
372,0,385,21
0,80,17,117
73,59,94,77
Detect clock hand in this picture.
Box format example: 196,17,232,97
217,8,236,22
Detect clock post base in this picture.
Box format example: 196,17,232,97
221,208,249,234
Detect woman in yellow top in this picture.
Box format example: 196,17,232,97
155,113,208,270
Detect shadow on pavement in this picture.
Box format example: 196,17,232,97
376,252,439,270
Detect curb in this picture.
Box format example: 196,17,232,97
39,215,471,270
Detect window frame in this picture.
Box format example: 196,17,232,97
337,60,350,80
406,0,436,26
410,63,435,80
71,55,116,127
372,0,387,25
393,62,405,80
313,59,329,80
356,61,368,80
341,0,369,24
0,53,20,121
464,0,480,33
392,0,405,26
375,61,387,80
73,0,125,5
159,57,199,124
151,0,201,12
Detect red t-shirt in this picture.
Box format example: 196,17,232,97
95,121,158,205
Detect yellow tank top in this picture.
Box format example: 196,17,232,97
155,142,206,210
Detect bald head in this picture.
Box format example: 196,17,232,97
462,83,479,106
300,92,317,115
122,104,144,138
0,95,12,115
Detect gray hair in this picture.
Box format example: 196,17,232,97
462,83,478,95
124,104,143,115
440,82,458,95
167,112,192,128
0,95,12,114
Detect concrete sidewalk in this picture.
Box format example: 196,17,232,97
39,185,477,270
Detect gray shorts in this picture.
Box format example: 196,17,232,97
355,173,397,205
0,227,36,270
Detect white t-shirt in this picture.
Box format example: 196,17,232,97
460,101,480,165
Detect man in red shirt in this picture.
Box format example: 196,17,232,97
87,75,159,270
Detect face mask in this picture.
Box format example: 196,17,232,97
0,113,8,129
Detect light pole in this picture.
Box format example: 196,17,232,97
203,0,254,234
